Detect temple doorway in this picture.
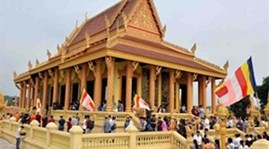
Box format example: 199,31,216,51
121,77,137,111
49,86,53,107
86,80,94,99
101,78,107,103
180,84,187,110
60,85,65,106
72,83,79,103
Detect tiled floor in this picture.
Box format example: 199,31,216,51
0,138,15,149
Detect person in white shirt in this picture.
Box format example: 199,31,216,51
71,116,79,126
82,116,89,134
227,137,235,149
233,134,242,149
193,131,202,148
227,117,233,128
204,117,210,130
16,126,25,149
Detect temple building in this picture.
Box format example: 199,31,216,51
13,0,227,114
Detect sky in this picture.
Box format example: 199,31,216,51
0,0,268,100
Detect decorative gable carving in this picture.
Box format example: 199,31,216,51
130,1,160,36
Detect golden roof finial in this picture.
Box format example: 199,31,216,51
85,31,91,48
57,44,61,54
13,71,17,79
122,11,128,30
47,49,51,59
28,60,32,70
75,20,79,29
223,60,229,71
191,43,196,55
85,11,88,22
162,25,166,34
36,58,39,66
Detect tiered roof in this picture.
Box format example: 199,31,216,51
14,0,227,82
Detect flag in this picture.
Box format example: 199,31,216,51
81,89,95,111
215,57,256,106
133,95,150,110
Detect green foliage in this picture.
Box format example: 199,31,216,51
229,96,250,119
257,76,269,109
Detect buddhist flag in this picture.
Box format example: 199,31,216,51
81,89,95,111
215,57,256,106
133,95,150,110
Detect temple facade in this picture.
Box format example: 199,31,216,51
13,0,227,114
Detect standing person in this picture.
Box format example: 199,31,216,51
124,116,131,130
203,138,214,149
82,116,89,134
150,115,157,131
139,117,147,132
161,117,168,131
157,117,163,131
104,116,111,133
110,116,117,133
41,115,48,127
117,100,124,112
181,104,187,113
71,115,79,126
35,112,41,124
58,116,65,131
16,126,25,149
227,137,235,149
193,131,202,148
67,117,72,132
48,115,55,123
233,134,242,149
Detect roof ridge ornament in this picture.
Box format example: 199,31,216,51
75,20,79,30
57,44,61,54
191,43,196,55
105,15,111,40
36,58,39,66
47,49,51,59
85,11,88,22
223,60,229,71
13,71,17,79
122,11,128,31
162,25,166,37
28,60,32,70
85,31,91,48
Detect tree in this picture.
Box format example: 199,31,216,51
229,96,250,119
257,76,269,109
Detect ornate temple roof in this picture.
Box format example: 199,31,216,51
14,0,227,82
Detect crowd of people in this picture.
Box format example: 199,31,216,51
2,103,269,149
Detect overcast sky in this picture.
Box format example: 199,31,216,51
1,0,268,98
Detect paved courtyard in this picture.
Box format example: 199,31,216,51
0,138,15,149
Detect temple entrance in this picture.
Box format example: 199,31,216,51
121,76,137,111
49,86,53,107
60,85,65,106
86,80,94,98
180,84,187,110
101,78,107,102
72,83,79,103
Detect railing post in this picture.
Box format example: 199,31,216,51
30,120,39,139
70,126,83,149
9,117,16,131
185,125,193,149
126,125,138,149
46,122,57,147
